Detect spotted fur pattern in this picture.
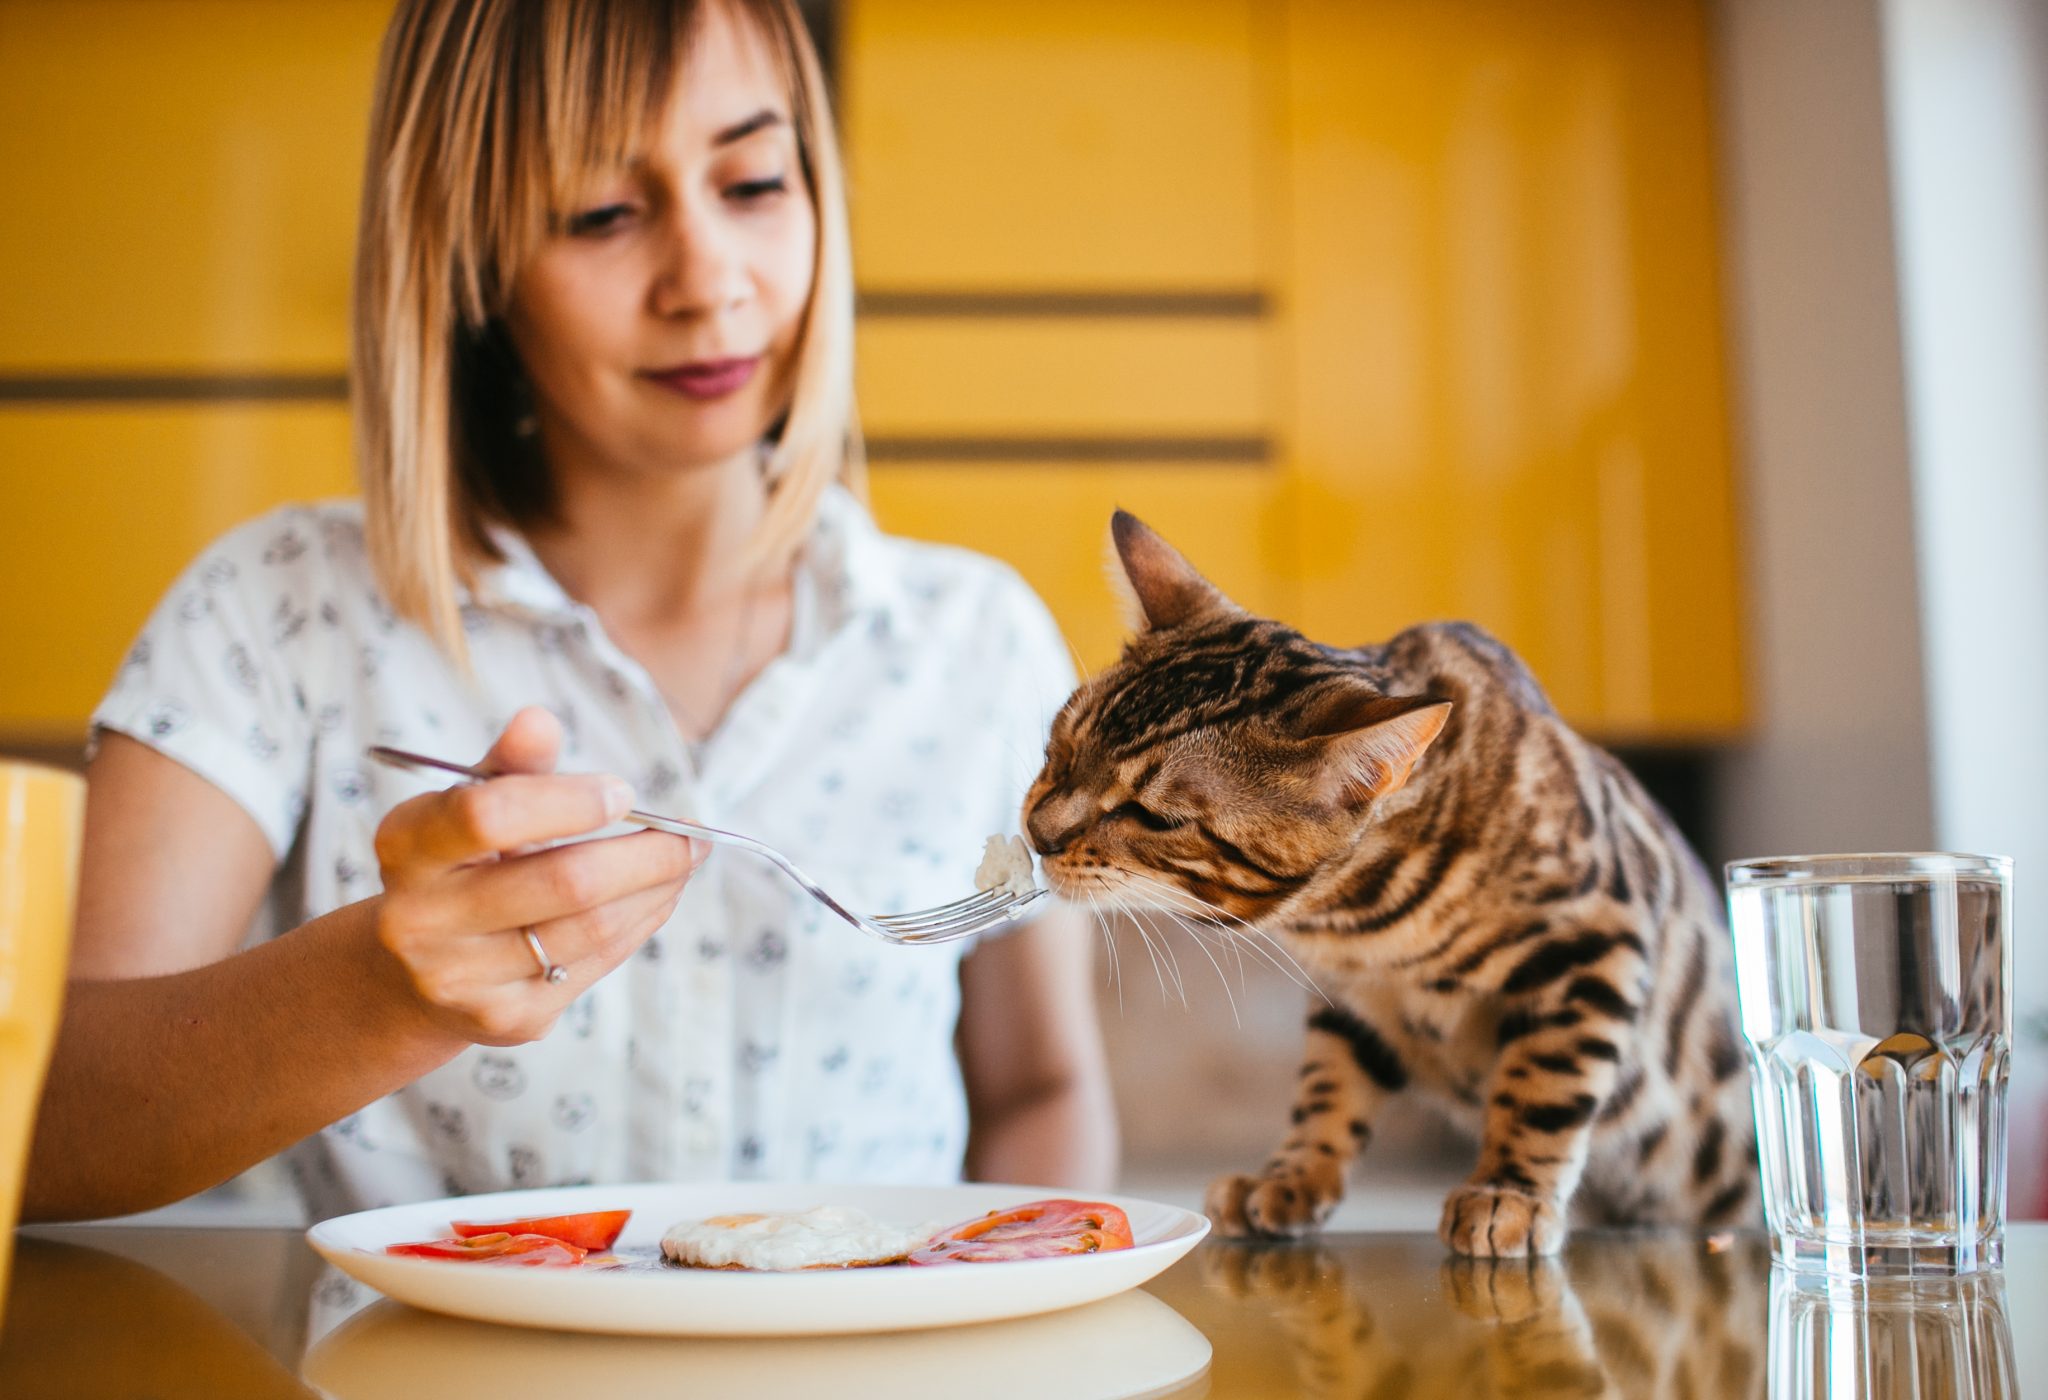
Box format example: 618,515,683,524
1025,514,1757,1256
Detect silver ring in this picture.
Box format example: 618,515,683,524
523,928,568,984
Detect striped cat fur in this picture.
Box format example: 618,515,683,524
1024,513,1757,1256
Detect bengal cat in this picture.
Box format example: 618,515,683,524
1024,513,1758,1256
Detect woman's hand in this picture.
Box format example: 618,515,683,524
371,706,702,1045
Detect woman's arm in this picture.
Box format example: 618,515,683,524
26,710,697,1221
956,904,1118,1191
31,896,465,1220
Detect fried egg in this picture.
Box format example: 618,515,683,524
660,1206,936,1271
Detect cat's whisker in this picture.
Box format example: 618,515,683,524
1099,897,1126,1011
1119,872,1326,1001
1104,875,1263,984
1148,905,1192,1009
1140,900,1243,1027
1123,901,1176,1007
1138,911,1189,1009
1184,910,1255,1003
1079,891,1125,1015
1166,888,1326,1000
1097,871,1304,1002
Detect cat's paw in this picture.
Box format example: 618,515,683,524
1438,1184,1566,1257
1205,1166,1341,1238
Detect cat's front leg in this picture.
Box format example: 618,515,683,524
1207,1003,1406,1237
1441,975,1640,1257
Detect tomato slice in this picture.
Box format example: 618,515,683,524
449,1209,631,1252
385,1232,587,1267
908,1199,1135,1265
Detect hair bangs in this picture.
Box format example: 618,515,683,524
457,1,700,326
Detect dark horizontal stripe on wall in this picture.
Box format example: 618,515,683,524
866,435,1271,464
0,372,349,405
857,288,1269,319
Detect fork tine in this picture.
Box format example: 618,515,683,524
881,906,1041,945
873,888,1017,926
875,890,991,922
873,890,1014,931
876,889,1046,938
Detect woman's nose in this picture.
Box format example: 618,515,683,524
649,207,749,319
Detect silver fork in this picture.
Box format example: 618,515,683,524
366,746,1047,946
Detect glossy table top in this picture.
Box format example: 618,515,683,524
4,1223,2041,1397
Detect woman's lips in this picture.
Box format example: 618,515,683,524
641,356,760,400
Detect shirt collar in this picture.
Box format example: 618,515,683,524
471,523,579,620
467,483,909,636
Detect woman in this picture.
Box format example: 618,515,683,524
26,0,1115,1222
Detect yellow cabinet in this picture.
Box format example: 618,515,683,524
1277,0,1743,739
0,0,388,373
842,0,1276,291
0,406,355,737
0,0,385,740
844,0,1295,669
0,0,1744,743
847,0,1745,738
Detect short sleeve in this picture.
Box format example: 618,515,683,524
90,510,323,858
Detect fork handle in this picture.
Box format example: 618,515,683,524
364,746,759,853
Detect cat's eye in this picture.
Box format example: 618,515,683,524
1111,801,1185,833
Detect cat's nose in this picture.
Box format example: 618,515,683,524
1026,806,1082,857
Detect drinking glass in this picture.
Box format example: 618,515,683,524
1768,1271,2017,1399
1727,853,2011,1279
0,760,86,1313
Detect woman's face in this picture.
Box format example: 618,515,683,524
505,3,817,482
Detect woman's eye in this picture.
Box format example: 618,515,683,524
725,175,788,203
1111,802,1184,833
564,203,635,237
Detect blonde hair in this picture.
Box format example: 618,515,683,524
352,0,860,657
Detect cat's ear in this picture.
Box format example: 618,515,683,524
1109,510,1232,631
1295,689,1452,809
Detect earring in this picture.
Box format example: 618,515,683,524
514,412,537,438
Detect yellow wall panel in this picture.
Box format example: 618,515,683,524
869,465,1291,674
842,0,1275,289
1277,0,1744,739
0,0,389,372
0,407,355,736
858,320,1270,436
0,0,1744,743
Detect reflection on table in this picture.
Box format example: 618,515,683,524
306,1286,1209,1400
1768,1270,2016,1400
4,1224,2041,1399
0,1234,318,1400
1165,1232,1770,1397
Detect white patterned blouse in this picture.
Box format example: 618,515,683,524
91,486,1077,1219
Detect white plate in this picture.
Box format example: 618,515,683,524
307,1181,1210,1337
